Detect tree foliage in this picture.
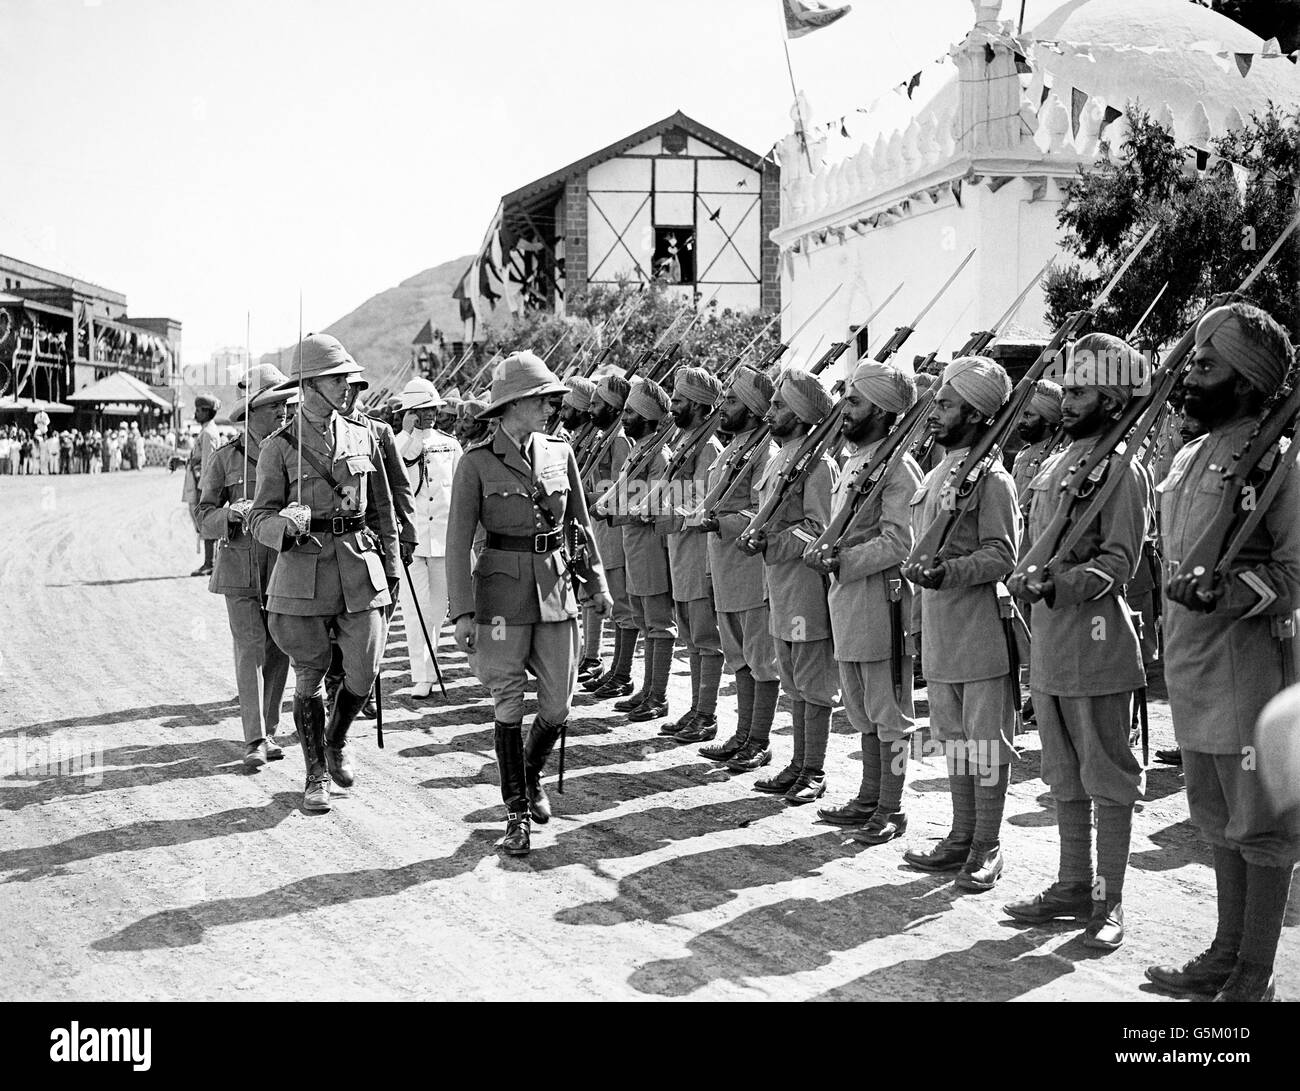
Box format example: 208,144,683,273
1043,103,1300,350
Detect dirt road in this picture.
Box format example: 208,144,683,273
1,470,1294,1001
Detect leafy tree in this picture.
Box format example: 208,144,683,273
1043,103,1300,350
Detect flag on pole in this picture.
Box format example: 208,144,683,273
783,0,852,38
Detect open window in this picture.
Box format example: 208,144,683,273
653,227,695,285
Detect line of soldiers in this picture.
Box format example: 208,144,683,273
194,303,1298,1004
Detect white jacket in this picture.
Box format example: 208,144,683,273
397,427,461,557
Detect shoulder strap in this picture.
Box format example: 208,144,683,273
283,427,348,501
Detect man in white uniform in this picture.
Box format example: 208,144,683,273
395,377,462,697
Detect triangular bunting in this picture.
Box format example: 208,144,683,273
1235,52,1253,77
951,178,963,208
1070,87,1088,138
1040,82,1051,108
905,71,922,99
1099,104,1123,140
1013,50,1031,74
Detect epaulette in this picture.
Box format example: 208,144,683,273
264,419,295,445
466,435,494,453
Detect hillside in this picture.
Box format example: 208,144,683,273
258,254,491,391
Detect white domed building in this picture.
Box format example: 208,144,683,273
774,0,1299,374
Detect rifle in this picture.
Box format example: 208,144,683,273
737,250,975,545
908,223,1159,572
1014,212,1300,584
571,289,649,381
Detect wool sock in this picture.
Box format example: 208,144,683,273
787,699,806,771
973,763,1009,846
948,769,977,843
803,703,831,774
611,627,637,684
878,737,908,812
631,634,654,701
1057,798,1095,887
1212,845,1248,955
733,667,755,743
1094,802,1133,902
697,655,723,718
858,732,882,806
1238,862,1292,969
748,679,780,745
687,651,701,711
583,608,603,660
649,637,675,701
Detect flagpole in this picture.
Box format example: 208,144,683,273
781,33,816,173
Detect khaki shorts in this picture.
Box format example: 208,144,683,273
775,637,839,708
1183,748,1300,867
675,595,722,657
927,676,1017,771
840,657,916,742
718,606,779,682
1034,689,1144,807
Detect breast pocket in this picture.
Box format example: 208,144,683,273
214,541,253,591
481,482,533,528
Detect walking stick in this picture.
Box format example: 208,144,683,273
374,673,384,749
401,557,448,698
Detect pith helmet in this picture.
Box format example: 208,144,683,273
398,377,443,411
231,364,292,422
477,351,568,418
280,333,364,385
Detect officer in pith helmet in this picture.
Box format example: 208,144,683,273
249,333,401,813
445,350,612,856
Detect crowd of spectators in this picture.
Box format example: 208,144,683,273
0,422,180,475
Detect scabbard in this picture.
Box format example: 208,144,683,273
888,578,904,705
1137,685,1148,767
557,721,567,793
374,673,384,749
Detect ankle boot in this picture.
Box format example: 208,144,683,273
616,635,654,711
294,694,331,812
494,723,530,856
324,684,367,788
523,717,564,824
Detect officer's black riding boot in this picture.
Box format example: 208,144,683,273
324,685,367,788
523,717,565,824
495,723,531,856
294,693,331,812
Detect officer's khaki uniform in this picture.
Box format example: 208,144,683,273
446,428,608,724
251,408,399,698
613,435,676,641
396,426,461,684
1023,439,1147,807
831,441,922,743
706,428,779,681
198,438,290,745
1160,425,1300,865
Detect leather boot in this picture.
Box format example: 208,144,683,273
324,684,367,788
523,717,564,825
323,672,344,716
904,832,972,872
1146,943,1238,997
1003,881,1093,923
1083,898,1125,950
616,635,654,712
294,694,331,812
1212,960,1276,1003
494,723,530,856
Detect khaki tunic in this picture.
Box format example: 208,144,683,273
664,432,723,603
249,410,400,617
445,428,607,625
910,447,1021,683
1023,438,1147,697
197,439,277,601
756,437,835,643
613,435,672,599
587,430,630,570
828,440,922,663
1011,437,1053,500
183,420,220,518
705,428,776,614
1159,423,1300,754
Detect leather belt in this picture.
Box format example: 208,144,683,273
309,515,367,535
486,529,563,554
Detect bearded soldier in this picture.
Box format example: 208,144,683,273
808,362,921,838
902,356,1020,891
446,351,611,857
660,368,725,742
456,396,491,448
1010,380,1063,498
250,334,400,813
737,369,837,799
561,377,604,680
1005,333,1149,949
607,379,677,721
696,366,782,763
1147,303,1300,1002
197,366,293,768
582,375,639,698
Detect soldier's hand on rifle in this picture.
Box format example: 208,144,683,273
903,560,945,589
454,614,477,654
1166,569,1221,612
804,544,838,574
698,513,720,533
736,528,766,556
1012,570,1053,605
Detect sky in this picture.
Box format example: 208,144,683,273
0,0,998,364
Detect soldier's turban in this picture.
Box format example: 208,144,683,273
1028,379,1064,424
1195,303,1293,396
941,355,1011,419
777,368,834,425
595,374,631,409
731,366,774,418
674,366,721,406
1065,333,1145,410
459,397,488,419
849,362,916,415
563,377,597,411
626,378,671,422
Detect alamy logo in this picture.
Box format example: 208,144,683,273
49,1023,151,1071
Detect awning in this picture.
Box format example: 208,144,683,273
65,371,173,409
0,396,74,414
0,292,75,320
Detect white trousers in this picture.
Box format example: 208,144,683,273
399,554,449,685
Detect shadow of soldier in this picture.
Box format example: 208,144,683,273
1,699,240,738
0,792,300,882
804,928,1079,1001
1128,817,1211,874
0,738,250,812
556,831,869,927
626,873,967,998
91,828,501,952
